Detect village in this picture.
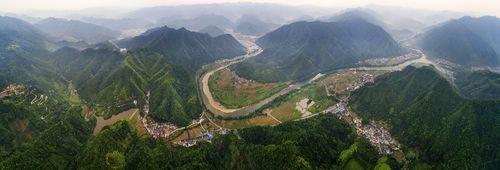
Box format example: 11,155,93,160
291,70,401,155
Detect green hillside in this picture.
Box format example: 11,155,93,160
455,70,500,100
0,16,68,95
233,18,405,82
119,26,245,68
4,115,391,169
417,16,500,67
350,66,500,169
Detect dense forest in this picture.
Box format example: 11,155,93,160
0,93,398,170
350,66,500,169
454,70,500,100
0,16,245,126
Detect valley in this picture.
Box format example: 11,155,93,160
1,2,499,169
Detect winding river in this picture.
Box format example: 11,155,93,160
198,36,438,118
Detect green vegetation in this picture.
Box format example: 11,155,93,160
8,115,393,169
0,92,94,169
118,26,245,68
233,18,405,82
350,66,500,169
0,21,246,127
455,70,500,100
417,16,500,67
208,69,287,108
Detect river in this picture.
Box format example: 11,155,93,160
198,39,439,118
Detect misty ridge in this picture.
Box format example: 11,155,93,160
0,1,499,169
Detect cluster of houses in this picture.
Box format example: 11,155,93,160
362,52,420,66
352,117,401,155
346,73,374,92
177,132,214,147
322,102,348,116
0,84,28,99
143,118,180,139
296,98,315,117
177,127,229,147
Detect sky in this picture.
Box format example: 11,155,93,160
0,0,499,17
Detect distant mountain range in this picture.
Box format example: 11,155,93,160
160,14,233,31
35,17,121,43
199,25,225,37
124,3,325,24
80,17,152,31
235,15,279,36
417,16,500,67
233,18,405,82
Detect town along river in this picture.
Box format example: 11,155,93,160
93,108,140,135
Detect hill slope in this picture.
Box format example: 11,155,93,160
350,66,500,169
233,19,405,82
417,16,500,67
0,16,67,93
455,70,500,100
199,25,225,37
50,48,198,126
50,27,245,125
119,26,245,68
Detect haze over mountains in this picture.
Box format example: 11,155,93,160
233,18,405,82
417,16,500,67
35,17,121,43
0,15,245,126
0,2,499,169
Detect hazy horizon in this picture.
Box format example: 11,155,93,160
0,0,499,17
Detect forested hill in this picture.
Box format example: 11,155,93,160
49,27,246,126
0,17,246,126
454,70,500,100
118,26,246,68
417,16,500,67
1,114,397,169
232,18,405,82
0,16,66,93
350,65,500,169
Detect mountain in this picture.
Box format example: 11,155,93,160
232,19,405,82
35,18,121,43
160,14,233,30
51,47,201,126
199,25,225,37
235,15,279,36
0,16,50,52
125,3,314,24
119,26,245,68
0,16,67,93
417,16,500,67
1,19,245,126
326,9,388,30
80,17,152,31
350,66,500,169
48,26,244,125
455,70,500,100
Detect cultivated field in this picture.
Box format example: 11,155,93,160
208,68,287,108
